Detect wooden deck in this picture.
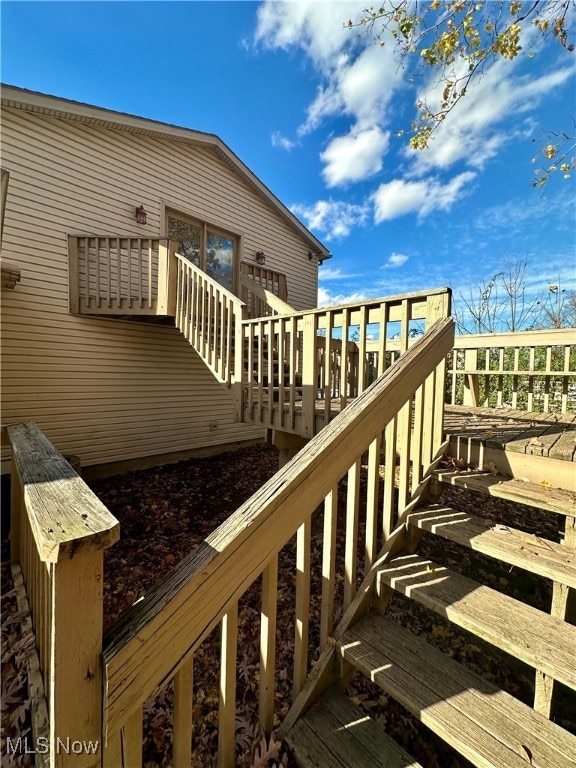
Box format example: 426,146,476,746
444,405,576,462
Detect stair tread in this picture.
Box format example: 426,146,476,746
377,554,576,690
339,612,576,768
285,686,422,768
408,504,576,588
436,470,576,516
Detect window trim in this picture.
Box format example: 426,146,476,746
164,207,241,295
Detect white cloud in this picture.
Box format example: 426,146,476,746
383,252,409,268
255,1,402,186
271,131,296,151
372,172,477,222
319,266,363,280
408,58,575,176
321,126,390,187
318,285,372,307
291,199,369,240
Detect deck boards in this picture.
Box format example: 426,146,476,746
443,405,576,462
339,612,576,768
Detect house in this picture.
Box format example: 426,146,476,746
0,84,330,476
3,84,575,768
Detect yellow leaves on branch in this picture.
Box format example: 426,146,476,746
346,0,575,168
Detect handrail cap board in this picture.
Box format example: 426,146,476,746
7,422,119,562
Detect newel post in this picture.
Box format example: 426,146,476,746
158,239,177,316
49,548,107,768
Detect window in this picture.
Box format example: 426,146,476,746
167,211,237,294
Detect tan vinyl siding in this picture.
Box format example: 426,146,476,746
1,107,318,468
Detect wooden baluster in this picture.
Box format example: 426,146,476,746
293,518,311,698
377,302,388,377
289,316,297,429
382,417,397,541
483,348,491,407
267,318,274,425
497,347,504,407
320,486,338,651
278,320,286,429
173,656,194,768
512,347,520,409
247,323,254,419
218,604,238,768
340,308,349,407
324,312,333,425
105,238,111,308
527,346,535,411
397,300,411,511
398,397,413,512
95,237,101,308
562,345,570,413
544,345,552,412
258,321,265,424
260,556,278,734
365,436,381,572
137,239,143,308
127,239,133,309
119,708,142,768
344,459,360,611
421,370,436,471
411,381,425,493
357,305,367,394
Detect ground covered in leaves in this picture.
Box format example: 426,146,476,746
2,443,575,767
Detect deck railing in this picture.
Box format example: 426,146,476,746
68,235,177,315
449,328,576,413
242,288,452,438
101,317,454,768
174,254,245,417
239,272,294,318
240,263,288,305
5,423,119,767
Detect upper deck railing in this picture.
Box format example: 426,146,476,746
242,288,452,438
449,328,576,414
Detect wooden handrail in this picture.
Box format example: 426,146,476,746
102,317,454,744
174,253,245,396
453,328,575,348
8,422,119,563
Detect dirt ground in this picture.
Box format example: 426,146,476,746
2,443,575,767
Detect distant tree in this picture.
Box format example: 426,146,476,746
347,1,575,186
454,255,576,333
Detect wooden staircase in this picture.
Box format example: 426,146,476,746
283,466,576,768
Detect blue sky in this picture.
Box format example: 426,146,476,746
2,1,575,329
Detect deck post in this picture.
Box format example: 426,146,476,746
273,430,307,468
50,550,105,768
463,349,479,407
67,236,80,314
301,314,317,439
158,239,177,316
